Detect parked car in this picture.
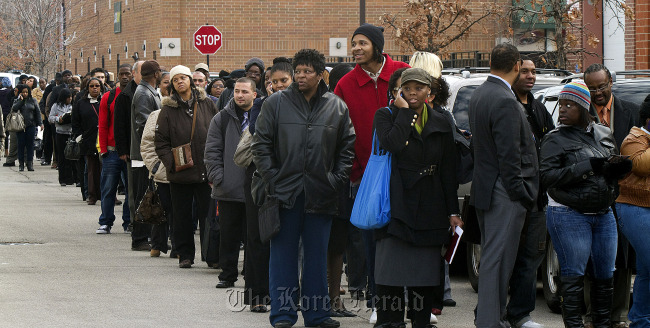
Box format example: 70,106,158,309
442,68,569,313
0,71,40,88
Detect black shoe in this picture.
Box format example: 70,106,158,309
18,164,24,171
26,162,33,171
215,280,234,288
60,183,66,187
3,162,15,167
131,243,151,251
443,298,456,307
250,304,268,313
350,289,365,300
274,320,293,328
40,161,50,166
179,259,192,268
331,309,356,317
318,318,340,328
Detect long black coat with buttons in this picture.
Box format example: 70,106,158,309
373,103,459,247
540,123,618,213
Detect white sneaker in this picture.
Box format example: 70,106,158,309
430,313,438,324
96,225,111,234
369,308,377,324
519,320,544,328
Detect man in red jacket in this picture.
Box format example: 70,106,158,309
333,23,409,324
96,63,133,234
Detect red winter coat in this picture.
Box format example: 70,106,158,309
334,54,409,182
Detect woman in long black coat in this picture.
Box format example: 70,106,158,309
72,78,105,204
372,68,462,328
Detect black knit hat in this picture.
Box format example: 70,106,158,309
353,24,385,53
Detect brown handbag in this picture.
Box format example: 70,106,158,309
172,102,198,172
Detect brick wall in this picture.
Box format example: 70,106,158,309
633,0,649,70
62,0,513,76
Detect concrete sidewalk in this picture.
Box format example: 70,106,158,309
0,163,563,328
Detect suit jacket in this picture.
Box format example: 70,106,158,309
469,76,539,210
588,94,639,149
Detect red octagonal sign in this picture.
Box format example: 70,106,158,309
194,25,222,55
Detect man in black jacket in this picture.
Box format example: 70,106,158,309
113,60,147,248
251,49,355,328
506,57,555,328
584,63,639,328
469,44,539,328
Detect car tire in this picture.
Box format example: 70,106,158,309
466,242,480,292
541,237,562,314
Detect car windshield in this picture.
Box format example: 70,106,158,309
452,83,557,132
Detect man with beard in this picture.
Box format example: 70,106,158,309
506,56,555,328
469,44,539,328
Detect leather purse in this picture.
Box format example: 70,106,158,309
135,178,167,225
172,102,198,172
258,181,280,243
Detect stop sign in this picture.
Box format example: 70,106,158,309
194,25,222,55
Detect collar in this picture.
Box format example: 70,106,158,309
87,93,100,103
140,80,158,96
642,126,650,135
594,94,614,113
362,56,386,82
489,74,514,95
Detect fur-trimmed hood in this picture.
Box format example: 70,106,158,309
161,87,208,108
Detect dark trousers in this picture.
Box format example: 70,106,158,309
16,126,36,163
54,133,75,184
217,200,246,282
152,182,172,253
375,284,435,328
269,193,332,327
127,165,152,248
243,166,269,304
85,154,101,202
170,182,210,263
506,208,547,324
42,120,53,163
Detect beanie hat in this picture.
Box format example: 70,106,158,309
245,57,265,72
195,63,209,72
61,69,73,76
140,60,161,77
559,80,591,111
353,24,385,53
169,65,192,81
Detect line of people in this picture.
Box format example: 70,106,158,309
2,24,649,328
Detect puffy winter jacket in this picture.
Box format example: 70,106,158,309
155,88,217,184
540,123,618,213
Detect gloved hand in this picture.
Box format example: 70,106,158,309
604,159,633,181
589,157,608,174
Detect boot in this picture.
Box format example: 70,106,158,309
560,276,585,328
18,161,24,171
26,161,34,171
590,278,613,328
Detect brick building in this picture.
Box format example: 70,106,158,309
58,0,645,77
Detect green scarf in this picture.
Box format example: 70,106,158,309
415,104,427,134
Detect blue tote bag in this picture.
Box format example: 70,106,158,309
351,117,392,230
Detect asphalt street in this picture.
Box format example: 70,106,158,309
0,163,564,328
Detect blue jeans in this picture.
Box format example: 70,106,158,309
269,193,332,327
615,203,650,327
16,126,36,163
98,151,129,229
507,209,547,324
546,206,617,279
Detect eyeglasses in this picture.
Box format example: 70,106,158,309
246,72,261,77
294,69,315,75
588,82,610,94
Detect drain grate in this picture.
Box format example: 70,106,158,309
0,242,44,246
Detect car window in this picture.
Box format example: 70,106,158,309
452,85,479,132
612,83,650,107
